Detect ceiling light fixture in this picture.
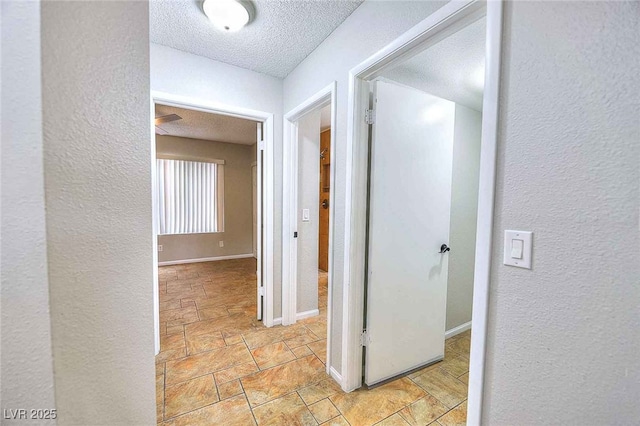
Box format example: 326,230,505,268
202,0,253,32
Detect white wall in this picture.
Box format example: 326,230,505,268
482,2,640,423
151,43,284,316
284,0,448,374
41,2,156,423
5,2,636,423
447,104,481,330
297,110,321,314
1,1,57,420
156,135,254,263
285,2,640,421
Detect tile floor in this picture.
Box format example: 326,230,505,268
156,259,470,425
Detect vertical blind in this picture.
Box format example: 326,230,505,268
157,158,224,234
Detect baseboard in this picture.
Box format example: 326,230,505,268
296,309,319,321
272,310,319,326
158,253,254,266
330,366,342,385
445,321,472,340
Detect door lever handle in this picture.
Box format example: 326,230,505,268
438,244,450,254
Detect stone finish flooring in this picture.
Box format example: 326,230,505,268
156,259,470,425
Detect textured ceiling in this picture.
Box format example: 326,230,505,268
382,17,486,111
150,0,363,78
155,104,259,145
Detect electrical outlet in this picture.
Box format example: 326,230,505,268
219,241,224,247
158,245,163,252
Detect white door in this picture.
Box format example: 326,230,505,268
365,80,455,386
256,123,263,321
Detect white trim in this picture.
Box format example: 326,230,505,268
158,253,254,266
152,90,276,329
282,82,338,380
151,96,160,356
468,1,503,424
273,317,283,326
342,2,503,424
256,123,263,322
296,309,320,321
445,321,472,340
330,366,343,385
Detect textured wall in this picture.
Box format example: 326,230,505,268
1,1,57,421
284,0,447,374
156,136,254,262
41,1,156,423
297,110,321,314
483,2,640,423
151,43,284,317
447,105,481,330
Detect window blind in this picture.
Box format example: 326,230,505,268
157,158,224,234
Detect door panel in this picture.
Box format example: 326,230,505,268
365,80,455,385
318,129,331,272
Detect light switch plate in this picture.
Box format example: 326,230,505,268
503,230,532,269
302,209,310,222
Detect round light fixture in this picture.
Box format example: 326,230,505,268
202,0,253,32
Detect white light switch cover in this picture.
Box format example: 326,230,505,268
302,209,310,222
504,230,532,269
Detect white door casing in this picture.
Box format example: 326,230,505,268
364,80,455,385
256,123,263,321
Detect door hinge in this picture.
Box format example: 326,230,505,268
293,231,298,238
259,140,265,151
258,286,264,297
360,329,370,346
365,109,375,125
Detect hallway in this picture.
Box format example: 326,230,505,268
156,259,470,425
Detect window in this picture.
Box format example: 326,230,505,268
156,157,225,234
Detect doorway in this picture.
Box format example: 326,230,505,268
150,93,277,355
342,1,503,423
282,82,337,379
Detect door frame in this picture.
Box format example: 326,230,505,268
251,161,258,259
342,1,503,424
151,90,277,355
282,82,337,378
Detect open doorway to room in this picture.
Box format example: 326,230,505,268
290,102,333,361
341,2,503,425
153,103,265,350
360,14,486,391
282,83,337,380
151,99,276,423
